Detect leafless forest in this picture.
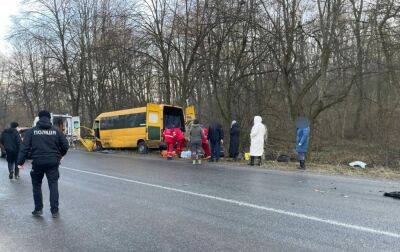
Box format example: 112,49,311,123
0,0,399,167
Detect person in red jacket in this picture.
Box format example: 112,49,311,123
162,127,175,160
201,126,211,159
173,127,185,156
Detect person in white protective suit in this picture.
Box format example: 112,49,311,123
249,116,267,166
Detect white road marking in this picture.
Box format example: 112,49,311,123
60,165,400,239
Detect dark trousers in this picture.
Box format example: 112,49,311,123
250,156,262,166
7,161,18,176
210,141,221,161
190,142,202,159
30,164,60,213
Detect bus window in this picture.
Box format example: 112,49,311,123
101,113,146,130
136,113,146,126
126,113,146,128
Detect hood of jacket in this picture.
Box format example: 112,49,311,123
254,116,262,124
36,117,53,129
296,117,310,129
191,123,201,129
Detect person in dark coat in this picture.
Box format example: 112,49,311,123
208,122,224,162
229,120,240,160
0,122,21,179
18,110,69,218
295,116,310,170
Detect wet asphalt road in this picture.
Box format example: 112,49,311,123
0,150,399,252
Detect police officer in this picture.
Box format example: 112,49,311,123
18,110,69,218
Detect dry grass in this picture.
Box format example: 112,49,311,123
86,146,400,180
224,158,400,180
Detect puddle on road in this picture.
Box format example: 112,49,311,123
0,192,9,200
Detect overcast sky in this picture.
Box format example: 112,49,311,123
0,0,21,56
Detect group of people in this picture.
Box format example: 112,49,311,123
162,126,186,160
184,115,310,170
0,111,69,218
0,110,310,218
163,120,227,164
184,117,252,165
188,120,227,164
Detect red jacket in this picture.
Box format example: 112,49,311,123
162,128,175,144
201,128,208,144
173,128,185,141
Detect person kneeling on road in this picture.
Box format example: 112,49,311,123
17,110,69,218
173,127,185,157
162,126,175,160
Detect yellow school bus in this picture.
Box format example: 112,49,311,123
92,103,195,153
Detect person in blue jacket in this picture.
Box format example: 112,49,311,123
296,116,310,170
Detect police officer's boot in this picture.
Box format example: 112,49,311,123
32,209,43,217
14,166,19,179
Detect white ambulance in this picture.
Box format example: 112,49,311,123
33,114,80,141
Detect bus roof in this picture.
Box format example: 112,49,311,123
95,104,183,120
96,107,147,119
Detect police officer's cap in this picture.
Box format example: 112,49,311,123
38,110,51,119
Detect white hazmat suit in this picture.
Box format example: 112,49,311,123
250,116,267,157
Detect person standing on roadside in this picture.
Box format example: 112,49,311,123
208,121,224,162
1,122,21,179
229,120,240,160
17,110,69,218
189,119,204,165
249,116,267,166
201,125,211,159
296,116,310,170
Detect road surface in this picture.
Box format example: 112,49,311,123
0,150,399,251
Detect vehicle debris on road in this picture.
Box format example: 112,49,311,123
383,191,400,200
349,161,367,169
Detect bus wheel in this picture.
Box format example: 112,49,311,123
137,141,148,154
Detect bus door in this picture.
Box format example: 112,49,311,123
72,116,81,139
146,103,161,147
185,106,196,124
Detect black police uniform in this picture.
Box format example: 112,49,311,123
18,116,69,214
